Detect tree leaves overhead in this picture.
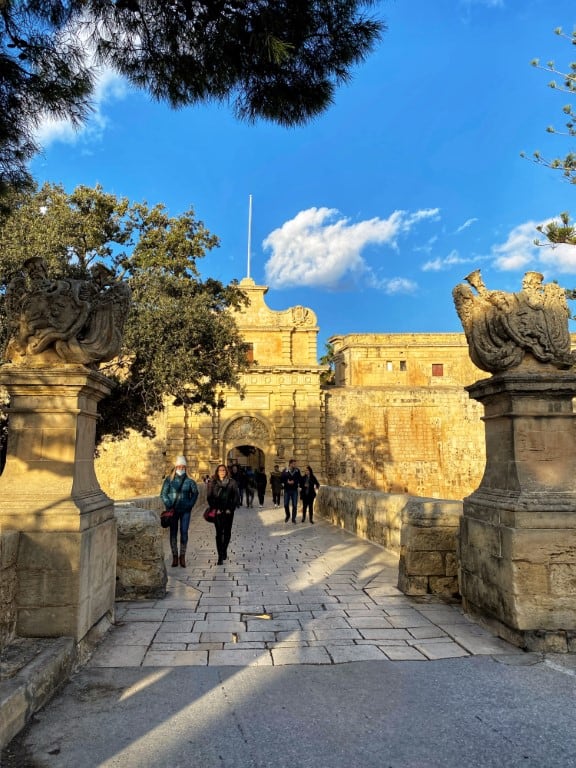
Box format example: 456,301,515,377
524,27,576,185
525,27,576,250
0,1,384,193
0,182,250,442
0,2,93,198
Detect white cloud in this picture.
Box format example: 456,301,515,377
422,249,479,272
489,217,576,274
491,221,541,271
35,67,127,147
454,217,478,234
538,243,576,273
263,207,438,290
32,15,129,148
368,276,418,294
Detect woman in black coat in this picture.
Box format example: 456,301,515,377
207,464,240,565
300,465,320,524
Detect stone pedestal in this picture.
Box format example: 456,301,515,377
0,365,116,642
460,369,576,652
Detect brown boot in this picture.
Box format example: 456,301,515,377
171,555,179,567
179,554,186,568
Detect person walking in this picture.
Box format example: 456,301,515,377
207,464,240,565
281,458,301,523
230,464,245,506
255,467,267,507
300,465,320,523
244,466,256,508
270,464,283,508
160,455,199,568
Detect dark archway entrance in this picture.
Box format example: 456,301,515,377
227,444,265,470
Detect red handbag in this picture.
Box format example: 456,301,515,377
203,507,217,523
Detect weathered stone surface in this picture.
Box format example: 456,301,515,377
401,550,445,576
456,319,576,651
0,531,19,652
115,504,167,601
397,572,428,596
0,367,117,641
428,576,459,597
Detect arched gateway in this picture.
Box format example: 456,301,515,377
159,277,326,482
224,416,272,471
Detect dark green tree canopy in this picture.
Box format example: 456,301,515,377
0,1,384,194
0,182,251,441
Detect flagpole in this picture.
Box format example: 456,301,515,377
247,194,253,279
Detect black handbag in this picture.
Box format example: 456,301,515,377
160,508,175,528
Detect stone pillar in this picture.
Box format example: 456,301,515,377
460,369,576,651
0,365,116,642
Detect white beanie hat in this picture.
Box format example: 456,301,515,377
175,455,187,466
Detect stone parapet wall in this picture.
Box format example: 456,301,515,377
398,497,462,598
317,486,406,551
317,486,462,598
114,504,167,601
0,530,19,651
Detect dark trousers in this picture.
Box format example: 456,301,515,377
214,510,234,561
302,497,315,522
284,488,299,521
257,488,266,505
272,489,281,505
169,510,191,555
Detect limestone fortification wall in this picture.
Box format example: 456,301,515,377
324,386,485,499
96,409,168,500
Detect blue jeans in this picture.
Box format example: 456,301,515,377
169,510,191,555
284,488,299,521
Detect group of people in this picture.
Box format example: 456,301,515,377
160,457,319,568
229,464,268,508
278,459,320,524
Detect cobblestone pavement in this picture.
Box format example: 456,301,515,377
88,502,521,669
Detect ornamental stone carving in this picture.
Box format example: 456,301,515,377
292,305,311,326
226,416,269,443
452,269,575,374
4,257,131,368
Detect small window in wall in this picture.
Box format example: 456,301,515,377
432,363,444,377
399,360,407,372
245,343,254,364
386,361,393,371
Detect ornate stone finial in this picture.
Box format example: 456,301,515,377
4,257,131,368
452,269,575,373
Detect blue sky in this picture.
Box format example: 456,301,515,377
30,0,576,355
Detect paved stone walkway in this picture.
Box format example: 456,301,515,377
88,501,520,669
